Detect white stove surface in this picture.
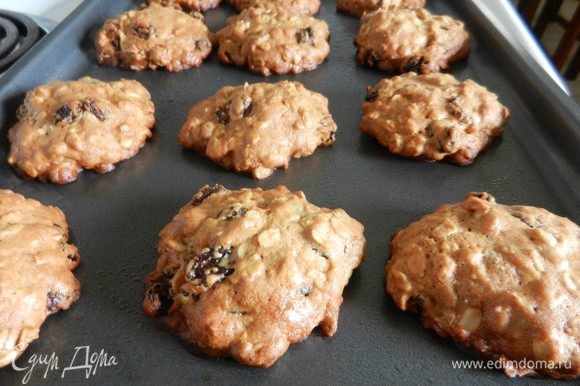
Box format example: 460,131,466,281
0,0,84,23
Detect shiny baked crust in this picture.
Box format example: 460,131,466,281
355,8,470,74
361,72,509,164
95,4,212,72
147,0,221,12
179,81,337,179
337,0,425,18
143,185,365,367
230,0,321,15
215,5,330,75
7,77,155,184
386,192,580,379
0,190,80,368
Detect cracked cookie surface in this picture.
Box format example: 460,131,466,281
230,0,320,15
8,77,155,184
147,0,221,12
337,0,425,18
361,72,509,164
95,3,212,71
386,192,580,379
215,5,330,75
143,185,365,367
179,81,337,179
0,190,80,368
355,7,469,73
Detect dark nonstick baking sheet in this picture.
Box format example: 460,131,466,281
0,0,578,384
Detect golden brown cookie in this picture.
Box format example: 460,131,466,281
386,192,580,379
337,0,425,18
230,0,320,15
147,0,221,12
361,72,509,165
95,4,212,72
7,77,155,184
215,5,330,75
355,8,470,74
179,81,337,179
0,190,80,368
143,185,365,367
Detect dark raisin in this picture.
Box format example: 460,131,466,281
53,105,74,124
215,105,230,125
146,277,173,316
195,39,210,50
191,184,225,206
83,100,107,121
364,50,380,67
226,207,247,219
67,253,78,262
300,286,312,296
47,292,63,312
185,246,235,285
296,27,314,45
132,23,155,40
447,97,465,121
365,86,378,102
241,98,253,118
111,38,120,49
326,131,336,143
403,57,424,73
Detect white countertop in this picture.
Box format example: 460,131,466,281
0,0,569,93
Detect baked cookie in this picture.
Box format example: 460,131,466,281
8,77,155,184
147,0,221,12
143,185,365,367
355,8,470,73
386,192,580,379
215,5,330,75
337,0,425,18
360,73,509,164
95,3,212,72
179,81,336,179
0,190,80,368
230,0,321,15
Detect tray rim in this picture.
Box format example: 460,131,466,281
0,1,579,383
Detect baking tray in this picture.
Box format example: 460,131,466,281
0,0,578,384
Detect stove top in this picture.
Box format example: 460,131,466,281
0,10,48,74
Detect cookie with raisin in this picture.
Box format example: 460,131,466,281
230,0,320,15
147,0,221,12
95,3,212,72
215,4,330,75
143,184,365,367
360,72,509,164
8,77,155,184
337,0,425,18
355,7,469,73
386,192,579,379
179,81,337,179
0,190,80,368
